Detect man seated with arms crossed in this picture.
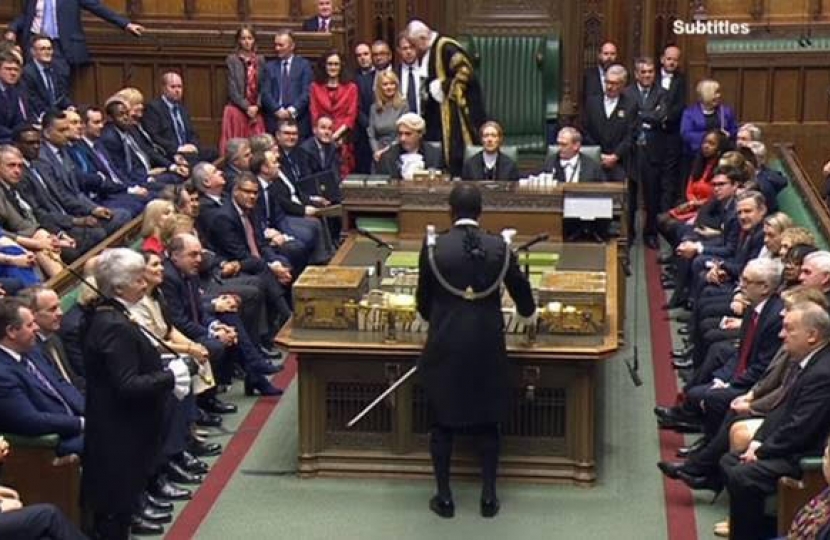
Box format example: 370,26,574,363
0,297,84,457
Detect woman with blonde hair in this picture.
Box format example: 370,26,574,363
680,79,737,157
140,199,175,255
368,70,407,167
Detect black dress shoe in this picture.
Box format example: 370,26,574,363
671,346,694,359
677,470,724,494
249,361,284,375
677,326,690,335
145,493,173,512
653,406,679,421
199,396,238,415
176,451,209,474
658,254,674,265
429,495,455,518
676,437,708,458
196,410,223,428
672,357,694,369
657,417,703,433
139,505,172,524
661,279,676,290
657,461,686,480
480,498,500,518
149,476,192,501
244,375,283,396
645,236,660,250
130,515,164,536
166,461,204,485
188,438,222,457
259,345,284,360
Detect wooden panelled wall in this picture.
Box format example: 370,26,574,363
1,0,829,184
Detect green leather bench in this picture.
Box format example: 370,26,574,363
545,144,602,164
463,145,519,163
457,33,560,156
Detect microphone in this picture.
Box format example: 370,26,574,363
514,233,550,252
356,228,393,250
625,346,643,387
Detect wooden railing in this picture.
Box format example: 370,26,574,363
775,142,830,244
45,216,143,297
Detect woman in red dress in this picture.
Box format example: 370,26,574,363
309,50,358,177
219,25,266,154
657,128,731,246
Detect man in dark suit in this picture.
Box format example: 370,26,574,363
6,0,143,73
541,127,603,183
20,36,72,119
0,53,27,144
98,100,183,192
299,116,341,181
396,32,422,117
301,0,334,32
36,111,131,235
582,41,618,106
416,183,536,518
377,113,444,178
0,298,84,457
143,72,216,164
656,258,783,435
582,64,636,182
720,301,830,539
625,57,668,248
658,44,688,210
18,286,84,392
261,30,314,136
353,42,375,174
276,119,309,187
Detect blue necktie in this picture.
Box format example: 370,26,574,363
43,67,56,103
24,355,73,414
42,0,59,39
172,105,186,146
280,61,291,106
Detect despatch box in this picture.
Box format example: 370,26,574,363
293,266,370,329
537,271,606,334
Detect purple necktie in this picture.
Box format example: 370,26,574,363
24,355,73,415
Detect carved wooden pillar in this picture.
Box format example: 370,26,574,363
560,0,581,121
183,0,196,19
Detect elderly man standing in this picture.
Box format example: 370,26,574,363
405,19,486,177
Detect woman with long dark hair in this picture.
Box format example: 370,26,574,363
219,25,266,154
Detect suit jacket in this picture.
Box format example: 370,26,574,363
355,69,376,130
0,347,84,451
541,152,604,183
301,16,332,31
160,259,209,341
226,53,265,111
142,98,199,159
81,302,174,514
0,180,40,236
661,71,687,134
624,84,669,159
755,342,830,461
722,223,765,279
581,66,605,105
40,334,84,393
98,124,150,186
376,143,445,179
582,92,637,180
66,140,128,197
11,0,130,66
279,147,309,187
680,103,738,155
35,145,96,212
461,151,519,181
195,193,226,251
298,137,339,176
20,62,72,119
19,162,84,232
697,197,739,259
0,85,27,144
205,201,279,274
716,294,784,389
261,55,314,135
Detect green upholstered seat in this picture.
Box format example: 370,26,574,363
458,34,560,155
545,145,602,163
463,145,519,163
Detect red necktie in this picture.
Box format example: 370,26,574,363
735,311,759,377
242,213,261,258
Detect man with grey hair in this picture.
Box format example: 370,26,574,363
376,112,444,179
542,127,603,183
582,63,636,182
800,251,830,304
222,137,251,192
657,257,784,437
721,300,830,539
404,19,485,177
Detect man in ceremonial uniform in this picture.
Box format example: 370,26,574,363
415,183,536,518
405,20,486,177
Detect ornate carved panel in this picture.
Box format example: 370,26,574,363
452,0,561,36
582,0,605,69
